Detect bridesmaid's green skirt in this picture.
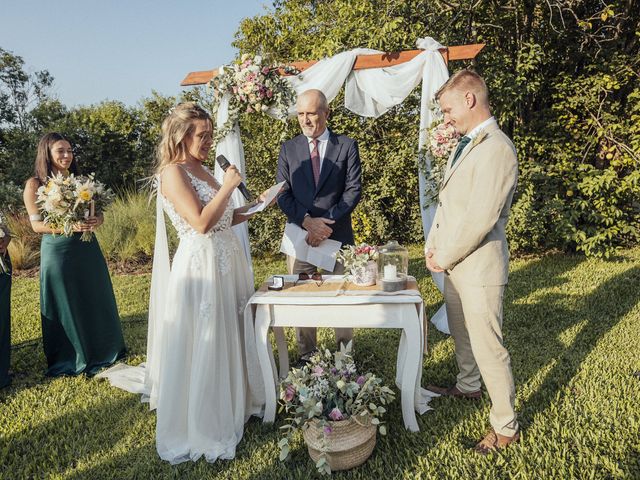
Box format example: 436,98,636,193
40,234,126,376
0,254,11,388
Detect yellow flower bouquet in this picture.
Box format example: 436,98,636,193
36,172,114,241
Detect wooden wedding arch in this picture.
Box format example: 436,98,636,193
180,44,486,86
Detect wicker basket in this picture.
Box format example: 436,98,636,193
303,415,377,471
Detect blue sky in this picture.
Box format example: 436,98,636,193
0,0,269,107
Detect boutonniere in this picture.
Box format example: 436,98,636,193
470,130,489,148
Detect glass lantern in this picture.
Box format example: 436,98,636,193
377,240,409,291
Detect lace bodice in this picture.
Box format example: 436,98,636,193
160,167,235,240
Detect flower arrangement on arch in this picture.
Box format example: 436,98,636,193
336,243,378,271
208,53,299,145
418,105,460,207
278,344,395,474
36,172,114,241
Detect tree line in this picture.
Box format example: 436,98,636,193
1,0,639,259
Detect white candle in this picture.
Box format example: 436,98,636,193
383,264,397,281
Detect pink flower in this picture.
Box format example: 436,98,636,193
284,384,296,402
323,425,333,435
328,408,344,421
311,366,324,377
356,375,366,386
262,66,270,75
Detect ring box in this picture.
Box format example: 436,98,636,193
268,275,284,291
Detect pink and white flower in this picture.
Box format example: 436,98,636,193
328,408,344,421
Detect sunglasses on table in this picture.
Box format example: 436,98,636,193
294,272,324,287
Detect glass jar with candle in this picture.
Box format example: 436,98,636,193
377,241,408,291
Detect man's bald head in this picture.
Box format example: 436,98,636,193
296,89,330,138
296,89,329,112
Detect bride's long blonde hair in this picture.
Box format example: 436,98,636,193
155,102,212,174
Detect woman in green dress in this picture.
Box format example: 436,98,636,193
23,133,126,376
0,216,11,388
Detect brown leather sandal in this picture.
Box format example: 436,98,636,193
474,429,520,455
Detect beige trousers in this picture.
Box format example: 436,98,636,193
286,255,353,355
444,274,518,437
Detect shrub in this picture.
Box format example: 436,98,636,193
5,213,41,270
97,189,163,263
0,181,24,213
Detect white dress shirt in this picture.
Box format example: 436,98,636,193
466,116,495,140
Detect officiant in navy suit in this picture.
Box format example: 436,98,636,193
276,89,362,364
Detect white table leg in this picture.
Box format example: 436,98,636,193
255,305,277,423
399,308,422,432
273,326,289,378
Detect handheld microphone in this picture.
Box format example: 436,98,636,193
216,154,254,202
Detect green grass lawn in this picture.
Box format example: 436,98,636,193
2,247,639,479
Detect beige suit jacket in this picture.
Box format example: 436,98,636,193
426,119,518,286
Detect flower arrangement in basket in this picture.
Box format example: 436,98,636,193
279,344,395,475
336,243,378,286
36,172,114,241
208,53,299,145
418,105,460,208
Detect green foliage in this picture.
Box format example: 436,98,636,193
2,0,640,258
49,101,153,189
234,0,640,257
0,47,54,131
96,189,178,263
0,181,22,212
3,248,640,478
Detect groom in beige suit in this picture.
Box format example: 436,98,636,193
425,70,519,454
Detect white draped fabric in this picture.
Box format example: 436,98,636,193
213,78,253,277
96,180,170,408
216,37,452,332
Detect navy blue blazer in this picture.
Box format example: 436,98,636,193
276,130,362,246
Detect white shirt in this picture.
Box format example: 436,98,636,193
466,116,495,140
305,128,330,171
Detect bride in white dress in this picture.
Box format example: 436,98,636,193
99,102,266,464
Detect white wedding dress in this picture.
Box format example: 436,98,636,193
98,167,264,464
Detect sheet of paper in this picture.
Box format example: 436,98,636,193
279,222,342,272
307,238,341,271
242,181,286,215
279,222,307,258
